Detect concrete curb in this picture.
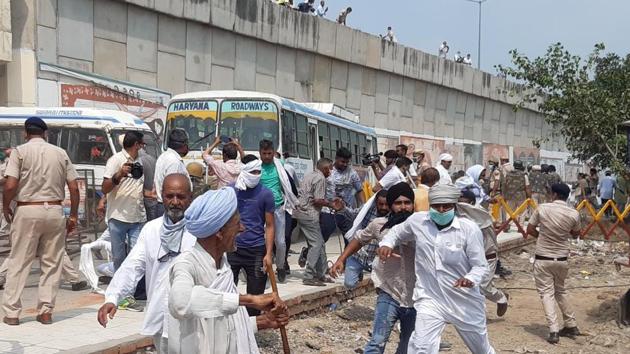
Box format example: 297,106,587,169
62,334,154,354
77,279,375,353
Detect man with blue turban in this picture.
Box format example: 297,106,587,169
168,188,289,353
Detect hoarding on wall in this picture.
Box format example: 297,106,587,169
61,84,167,142
463,144,484,169
514,147,540,166
377,137,399,155
483,143,510,164
399,136,445,167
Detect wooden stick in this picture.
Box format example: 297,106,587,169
265,263,290,354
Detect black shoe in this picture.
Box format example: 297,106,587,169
497,293,509,317
71,281,88,291
277,269,287,283
298,247,308,268
302,278,326,287
559,326,580,338
547,332,559,344
98,276,112,285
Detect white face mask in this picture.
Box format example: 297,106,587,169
243,172,261,189
235,159,263,190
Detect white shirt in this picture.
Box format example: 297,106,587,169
378,165,406,190
380,213,489,331
154,148,189,203
439,44,449,57
168,243,259,354
104,216,197,336
436,164,452,185
104,150,146,223
463,57,472,65
315,4,327,16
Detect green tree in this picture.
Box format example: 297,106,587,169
497,43,630,172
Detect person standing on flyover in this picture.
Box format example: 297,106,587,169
2,117,80,326
527,183,582,344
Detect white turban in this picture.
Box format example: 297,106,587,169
439,153,453,162
532,165,542,171
429,183,461,205
235,159,262,191
184,188,238,238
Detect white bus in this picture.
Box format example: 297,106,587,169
165,91,378,179
0,107,161,188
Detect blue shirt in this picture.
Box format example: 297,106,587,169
326,166,363,209
233,184,276,248
599,176,616,200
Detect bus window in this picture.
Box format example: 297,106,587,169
219,100,279,152
350,131,359,164
359,134,368,157
166,100,218,150
318,122,332,159
296,114,310,159
330,125,339,151
63,128,113,165
281,110,297,156
0,127,24,148
112,130,161,159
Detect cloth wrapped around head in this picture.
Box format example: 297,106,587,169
429,183,460,204
466,165,485,184
386,182,415,207
439,153,453,162
235,159,262,191
184,187,238,238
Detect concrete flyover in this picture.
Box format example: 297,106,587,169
0,0,574,178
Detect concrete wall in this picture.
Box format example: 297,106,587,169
3,0,561,152
0,0,11,62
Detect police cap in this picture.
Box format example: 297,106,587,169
25,117,48,131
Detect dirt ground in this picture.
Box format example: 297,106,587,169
257,240,630,354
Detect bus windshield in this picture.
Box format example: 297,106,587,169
166,100,218,150
219,100,279,151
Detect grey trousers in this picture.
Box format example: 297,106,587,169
273,205,287,270
297,217,327,280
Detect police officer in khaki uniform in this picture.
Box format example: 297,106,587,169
527,183,581,344
1,117,80,326
502,160,530,226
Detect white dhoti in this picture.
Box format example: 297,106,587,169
408,299,495,354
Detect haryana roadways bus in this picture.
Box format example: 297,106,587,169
165,90,378,180
0,107,162,188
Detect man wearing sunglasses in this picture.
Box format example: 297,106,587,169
98,173,195,353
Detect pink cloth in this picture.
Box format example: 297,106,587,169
203,157,241,188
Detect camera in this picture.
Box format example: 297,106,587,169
125,162,144,179
362,152,383,166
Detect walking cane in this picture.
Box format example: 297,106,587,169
265,263,291,354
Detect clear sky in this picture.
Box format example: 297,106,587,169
323,0,630,73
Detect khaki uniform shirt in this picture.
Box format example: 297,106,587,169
4,138,78,202
530,200,580,258
354,217,416,308
293,169,326,221
104,150,146,223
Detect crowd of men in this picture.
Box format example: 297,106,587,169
439,41,473,65
0,116,593,353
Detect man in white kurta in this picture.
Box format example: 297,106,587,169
379,184,495,354
98,174,195,353
168,187,288,354
435,153,453,185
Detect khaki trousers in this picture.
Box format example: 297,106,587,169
1,205,66,317
533,260,577,332
0,251,79,284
